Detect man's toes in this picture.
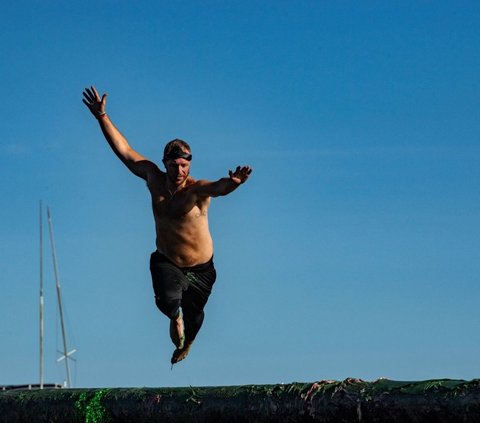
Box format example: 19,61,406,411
171,346,190,365
171,349,184,364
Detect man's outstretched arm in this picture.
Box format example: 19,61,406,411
82,86,159,180
194,165,253,198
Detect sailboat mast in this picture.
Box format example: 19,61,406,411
39,201,44,389
46,207,72,388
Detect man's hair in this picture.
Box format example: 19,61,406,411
163,139,192,160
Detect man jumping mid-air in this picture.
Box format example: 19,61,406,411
82,86,252,365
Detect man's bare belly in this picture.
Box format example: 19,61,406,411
155,245,213,268
155,229,214,268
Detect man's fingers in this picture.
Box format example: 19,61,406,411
91,86,101,101
82,91,97,107
229,166,252,183
83,90,94,103
239,166,252,175
240,166,252,182
85,87,95,101
83,86,104,103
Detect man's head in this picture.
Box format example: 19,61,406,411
162,139,192,186
163,139,192,162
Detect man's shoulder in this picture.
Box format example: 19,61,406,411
187,178,213,188
186,176,199,186
183,179,216,202
146,166,166,188
184,178,215,194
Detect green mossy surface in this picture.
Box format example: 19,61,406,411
1,379,480,423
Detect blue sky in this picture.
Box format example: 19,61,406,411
1,1,479,388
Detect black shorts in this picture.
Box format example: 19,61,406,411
149,251,217,340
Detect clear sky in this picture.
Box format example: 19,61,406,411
1,1,479,388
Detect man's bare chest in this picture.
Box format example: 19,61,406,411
152,194,208,220
148,175,209,220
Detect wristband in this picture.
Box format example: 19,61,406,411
96,112,107,119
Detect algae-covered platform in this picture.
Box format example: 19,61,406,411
1,378,480,422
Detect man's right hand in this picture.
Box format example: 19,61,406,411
82,86,107,119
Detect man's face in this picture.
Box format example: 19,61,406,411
164,157,191,186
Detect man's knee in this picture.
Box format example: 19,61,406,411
155,296,180,319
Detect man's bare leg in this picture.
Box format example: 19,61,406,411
171,340,194,365
169,313,185,349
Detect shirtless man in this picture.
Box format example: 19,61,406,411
82,86,252,364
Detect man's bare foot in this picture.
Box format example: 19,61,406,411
171,341,193,365
169,314,185,349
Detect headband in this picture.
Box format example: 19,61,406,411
163,145,192,161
